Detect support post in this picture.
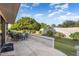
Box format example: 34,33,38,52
0,16,14,53
0,16,6,47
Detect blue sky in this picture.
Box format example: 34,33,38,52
16,3,79,25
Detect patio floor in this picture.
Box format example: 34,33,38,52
0,35,66,56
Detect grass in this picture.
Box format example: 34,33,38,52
54,37,76,56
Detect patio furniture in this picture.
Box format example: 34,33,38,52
0,43,14,53
21,33,28,40
10,32,19,41
8,31,29,41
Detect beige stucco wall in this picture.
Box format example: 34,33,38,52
54,27,79,38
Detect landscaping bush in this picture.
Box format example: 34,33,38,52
54,32,66,38
42,30,55,37
69,32,79,41
23,30,26,33
31,30,36,33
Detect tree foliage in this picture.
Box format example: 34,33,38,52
57,20,79,27
42,30,55,37
57,20,76,27
11,17,41,31
40,23,49,29
54,32,66,38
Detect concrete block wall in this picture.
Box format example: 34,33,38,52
29,34,54,48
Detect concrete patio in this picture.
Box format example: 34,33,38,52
0,35,66,56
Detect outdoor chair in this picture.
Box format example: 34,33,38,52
21,33,29,40
25,33,29,39
8,31,29,41
17,33,24,40
8,32,19,41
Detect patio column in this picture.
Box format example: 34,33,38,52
0,16,7,47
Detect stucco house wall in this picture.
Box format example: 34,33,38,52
54,27,79,38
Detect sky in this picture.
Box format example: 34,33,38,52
16,3,79,25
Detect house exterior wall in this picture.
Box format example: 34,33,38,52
54,27,79,38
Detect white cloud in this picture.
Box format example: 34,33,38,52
33,14,45,22
21,4,30,8
57,13,79,21
48,9,63,17
49,3,55,6
48,3,69,17
49,3,60,6
21,3,40,10
49,3,61,9
55,3,69,10
32,3,40,6
34,14,44,17
48,10,52,13
20,13,32,18
66,12,72,15
16,13,33,20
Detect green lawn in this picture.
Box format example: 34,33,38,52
54,37,76,56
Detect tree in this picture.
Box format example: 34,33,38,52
51,24,56,27
62,20,76,27
57,24,63,27
40,23,49,29
75,20,79,27
11,17,41,31
57,20,76,27
10,23,20,30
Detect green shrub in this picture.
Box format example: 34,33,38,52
42,30,55,37
31,30,36,33
54,32,66,38
69,32,79,41
23,30,26,33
